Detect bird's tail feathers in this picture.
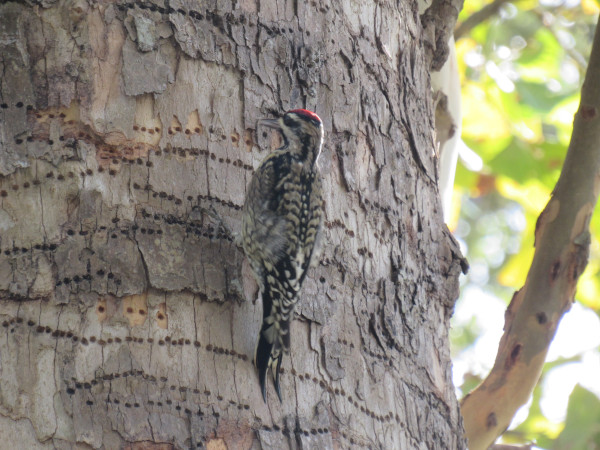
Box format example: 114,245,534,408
254,324,283,402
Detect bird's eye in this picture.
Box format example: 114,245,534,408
283,115,297,127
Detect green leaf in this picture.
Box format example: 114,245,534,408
489,139,542,183
515,81,572,113
553,385,600,449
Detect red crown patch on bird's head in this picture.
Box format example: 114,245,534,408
287,109,322,124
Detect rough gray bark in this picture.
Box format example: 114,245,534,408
0,1,466,448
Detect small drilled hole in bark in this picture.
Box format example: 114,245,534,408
536,312,548,324
550,260,561,281
508,343,523,368
581,105,597,120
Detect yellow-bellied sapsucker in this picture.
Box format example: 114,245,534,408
242,109,324,401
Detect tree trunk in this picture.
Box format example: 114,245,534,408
0,1,465,448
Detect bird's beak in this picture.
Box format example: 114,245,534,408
258,118,281,130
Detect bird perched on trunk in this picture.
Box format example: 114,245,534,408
241,109,324,401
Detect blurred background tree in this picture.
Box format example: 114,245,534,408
451,0,600,448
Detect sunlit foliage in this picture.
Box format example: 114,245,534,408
451,0,600,447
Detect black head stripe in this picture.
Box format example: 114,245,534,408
283,114,297,128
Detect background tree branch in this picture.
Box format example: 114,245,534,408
454,0,515,40
460,14,600,450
